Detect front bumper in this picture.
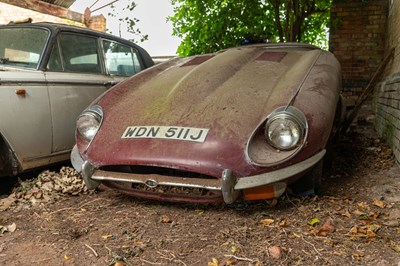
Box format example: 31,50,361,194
71,145,325,204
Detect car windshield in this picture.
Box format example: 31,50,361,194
0,27,49,69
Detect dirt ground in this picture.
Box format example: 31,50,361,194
0,122,399,266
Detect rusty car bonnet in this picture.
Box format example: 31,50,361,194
86,44,324,175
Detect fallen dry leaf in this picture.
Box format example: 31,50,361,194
279,220,289,227
357,202,370,210
0,195,17,210
7,223,16,233
161,216,172,223
349,223,381,239
373,200,385,209
352,209,367,216
208,257,219,266
317,218,336,236
195,209,204,215
260,218,275,227
366,231,376,238
341,210,351,218
268,246,281,259
361,223,381,232
133,240,146,249
101,234,114,240
0,223,17,234
349,226,358,234
230,245,237,254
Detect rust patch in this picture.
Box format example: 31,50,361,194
180,55,215,67
256,52,287,62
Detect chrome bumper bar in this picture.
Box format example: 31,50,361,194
72,145,325,204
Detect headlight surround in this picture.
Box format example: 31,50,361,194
245,106,308,166
77,105,103,142
265,113,303,150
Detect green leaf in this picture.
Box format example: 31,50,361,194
309,218,320,226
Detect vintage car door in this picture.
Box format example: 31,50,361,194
0,70,52,162
0,26,54,171
45,32,145,153
44,32,117,153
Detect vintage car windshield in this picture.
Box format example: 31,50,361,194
0,27,48,69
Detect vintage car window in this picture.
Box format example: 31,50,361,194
59,33,101,74
103,40,143,77
46,41,63,71
0,27,48,69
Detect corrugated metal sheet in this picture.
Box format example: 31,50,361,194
40,0,76,8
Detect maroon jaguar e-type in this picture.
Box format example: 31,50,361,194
71,43,342,204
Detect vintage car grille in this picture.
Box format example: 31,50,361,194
100,165,216,179
97,165,223,202
129,183,221,197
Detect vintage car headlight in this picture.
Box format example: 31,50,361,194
265,114,302,150
77,105,103,142
264,107,307,151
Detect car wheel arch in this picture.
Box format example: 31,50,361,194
0,133,20,177
288,159,323,196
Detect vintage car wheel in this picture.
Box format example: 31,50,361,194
289,159,323,196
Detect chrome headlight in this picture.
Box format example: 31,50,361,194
264,107,307,151
77,105,103,142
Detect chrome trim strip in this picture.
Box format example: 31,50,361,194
0,80,110,86
286,50,323,109
235,150,325,190
86,149,325,194
24,149,71,162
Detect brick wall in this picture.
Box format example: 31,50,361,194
329,0,388,102
87,15,106,32
374,1,400,164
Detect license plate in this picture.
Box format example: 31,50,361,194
122,126,209,143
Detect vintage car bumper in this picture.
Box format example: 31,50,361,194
71,145,325,204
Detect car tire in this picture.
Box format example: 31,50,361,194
289,159,323,196
0,137,15,177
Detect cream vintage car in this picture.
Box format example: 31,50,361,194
0,22,154,177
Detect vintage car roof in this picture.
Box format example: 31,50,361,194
0,22,142,48
2,21,106,37
0,22,154,70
